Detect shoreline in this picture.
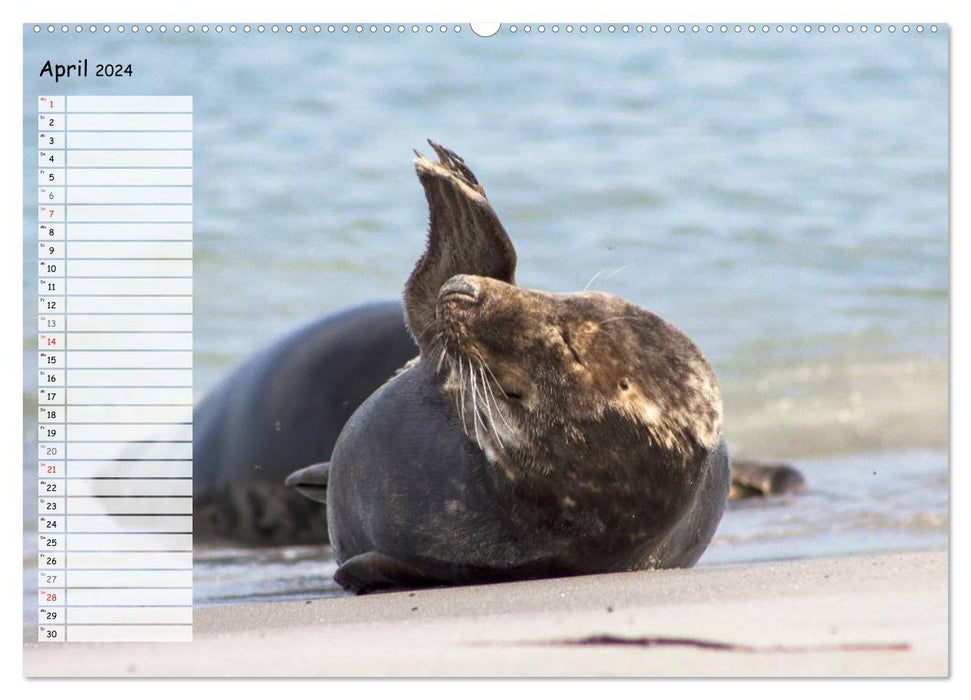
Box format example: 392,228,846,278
24,549,948,677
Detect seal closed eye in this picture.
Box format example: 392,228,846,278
304,140,732,594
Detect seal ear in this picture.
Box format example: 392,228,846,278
405,140,517,353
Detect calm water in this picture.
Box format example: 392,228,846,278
22,27,948,608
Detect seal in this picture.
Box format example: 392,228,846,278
192,302,417,544
288,141,733,593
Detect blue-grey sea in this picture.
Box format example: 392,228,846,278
23,25,948,608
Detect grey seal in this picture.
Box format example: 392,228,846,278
289,141,735,592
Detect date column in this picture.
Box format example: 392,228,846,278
37,94,66,643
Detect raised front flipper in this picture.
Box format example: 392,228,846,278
334,551,443,594
405,140,518,354
729,459,806,499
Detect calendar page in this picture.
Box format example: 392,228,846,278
21,20,949,677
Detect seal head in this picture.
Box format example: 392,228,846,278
434,274,723,471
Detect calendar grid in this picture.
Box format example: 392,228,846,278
37,95,193,643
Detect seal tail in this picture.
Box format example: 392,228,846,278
284,461,330,504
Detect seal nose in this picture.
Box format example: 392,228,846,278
438,275,481,306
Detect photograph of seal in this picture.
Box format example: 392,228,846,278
287,141,735,593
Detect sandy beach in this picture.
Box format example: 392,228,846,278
23,549,947,677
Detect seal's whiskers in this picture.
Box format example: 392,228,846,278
436,336,449,375
474,354,516,434
477,366,505,450
457,358,470,438
469,365,487,450
583,269,606,291
413,317,442,349
583,264,631,291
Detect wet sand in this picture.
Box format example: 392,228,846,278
23,549,947,677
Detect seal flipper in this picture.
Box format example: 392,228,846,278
334,552,443,594
284,461,330,504
405,140,518,354
729,459,806,499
